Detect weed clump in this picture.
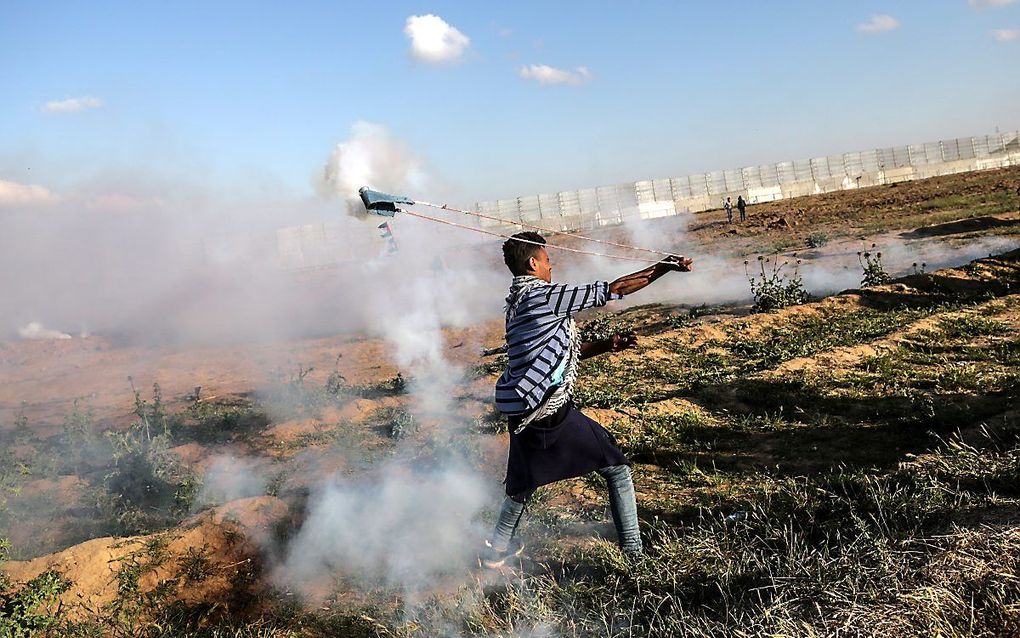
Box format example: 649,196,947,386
473,354,508,378
745,256,809,313
579,313,634,342
0,570,70,636
858,247,892,287
805,232,828,248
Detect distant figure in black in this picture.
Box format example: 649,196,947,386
737,195,747,222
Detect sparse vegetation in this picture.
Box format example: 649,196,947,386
579,312,634,342
473,353,508,377
0,570,70,637
745,255,809,312
805,231,829,248
858,247,892,287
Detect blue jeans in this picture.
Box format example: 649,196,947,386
489,464,642,555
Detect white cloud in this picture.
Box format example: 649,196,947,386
857,14,901,34
970,0,1016,8
43,96,105,113
992,28,1020,40
517,64,591,86
404,14,470,63
0,179,58,207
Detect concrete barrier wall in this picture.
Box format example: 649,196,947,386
474,130,1020,232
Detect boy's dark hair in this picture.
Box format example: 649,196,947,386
503,232,546,276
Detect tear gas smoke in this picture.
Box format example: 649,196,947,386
18,322,71,340
195,454,268,509
319,120,429,219
279,463,489,591
0,121,482,345
270,218,506,596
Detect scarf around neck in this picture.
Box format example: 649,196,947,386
503,275,581,431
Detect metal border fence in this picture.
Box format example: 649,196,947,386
473,130,1020,232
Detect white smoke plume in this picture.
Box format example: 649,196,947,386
17,322,72,340
271,129,505,597
278,462,489,591
319,120,429,218
195,454,268,508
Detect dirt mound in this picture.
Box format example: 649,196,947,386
903,213,1020,238
1,496,288,621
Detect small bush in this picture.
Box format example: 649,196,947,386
96,421,198,535
0,570,71,637
474,354,508,378
387,409,416,440
858,247,891,287
324,354,348,397
745,256,809,313
579,313,634,342
805,232,828,248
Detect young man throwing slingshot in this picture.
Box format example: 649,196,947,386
482,231,692,567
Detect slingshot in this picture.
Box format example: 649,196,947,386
358,187,683,264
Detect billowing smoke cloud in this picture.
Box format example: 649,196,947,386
0,120,467,345
17,322,72,340
278,129,505,595
279,463,488,591
320,120,429,218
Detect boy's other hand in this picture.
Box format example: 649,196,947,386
609,332,638,352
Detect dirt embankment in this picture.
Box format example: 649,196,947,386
2,496,288,622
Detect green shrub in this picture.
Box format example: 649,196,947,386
805,232,828,248
858,249,891,287
0,570,71,637
745,256,809,313
579,313,634,342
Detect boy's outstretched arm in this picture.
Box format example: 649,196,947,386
608,255,693,297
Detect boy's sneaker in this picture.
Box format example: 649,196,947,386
480,539,525,568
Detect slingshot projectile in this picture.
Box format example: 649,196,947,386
355,186,684,265
359,187,415,216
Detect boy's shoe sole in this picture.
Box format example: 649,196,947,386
480,541,525,568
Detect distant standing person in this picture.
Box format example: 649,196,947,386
724,197,733,224
737,195,747,222
1016,185,1020,212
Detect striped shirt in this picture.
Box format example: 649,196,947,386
495,280,615,416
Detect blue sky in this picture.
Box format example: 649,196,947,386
1,1,1018,206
